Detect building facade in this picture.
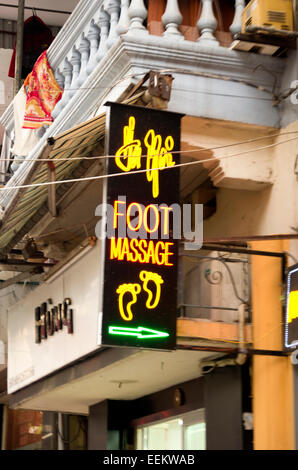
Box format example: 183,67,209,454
0,0,297,450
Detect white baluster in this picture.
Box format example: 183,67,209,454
230,0,245,36
106,0,121,48
77,33,90,86
54,68,65,90
128,0,148,33
116,0,130,35
96,7,110,62
87,19,100,74
162,0,183,38
197,0,219,46
52,58,72,118
69,46,81,97
52,68,64,120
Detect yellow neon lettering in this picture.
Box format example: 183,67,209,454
110,238,123,260
138,239,148,263
127,202,142,232
160,207,173,236
129,238,139,262
113,200,126,229
143,204,159,233
155,241,165,265
164,242,174,266
146,241,156,264
110,238,175,266
121,237,130,260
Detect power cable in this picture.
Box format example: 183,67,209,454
1,135,298,192
0,3,71,15
1,130,298,163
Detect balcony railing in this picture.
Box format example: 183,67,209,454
0,0,245,182
0,0,284,205
50,0,245,119
179,249,251,323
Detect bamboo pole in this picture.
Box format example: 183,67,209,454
14,0,25,96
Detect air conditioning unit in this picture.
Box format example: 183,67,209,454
242,0,294,33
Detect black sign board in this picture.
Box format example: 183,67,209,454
285,264,298,348
100,102,183,350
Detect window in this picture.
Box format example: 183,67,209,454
136,409,206,450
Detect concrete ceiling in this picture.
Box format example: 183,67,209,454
0,0,80,26
13,348,217,415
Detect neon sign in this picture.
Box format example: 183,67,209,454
285,264,298,348
113,200,173,235
108,326,169,340
101,103,183,350
116,283,141,321
110,238,174,266
115,116,176,199
116,270,164,321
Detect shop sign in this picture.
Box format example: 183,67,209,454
35,297,73,343
285,264,298,348
100,103,183,350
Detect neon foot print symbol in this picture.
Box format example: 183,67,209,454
116,283,141,321
139,271,164,309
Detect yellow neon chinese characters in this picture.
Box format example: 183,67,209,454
144,130,175,199
114,116,176,199
115,117,142,172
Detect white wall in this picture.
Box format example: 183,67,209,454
0,282,38,369
7,241,103,394
202,119,298,238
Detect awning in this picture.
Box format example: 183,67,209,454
0,90,147,257
0,112,106,256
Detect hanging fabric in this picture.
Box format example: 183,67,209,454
22,51,63,130
8,15,53,79
11,85,39,157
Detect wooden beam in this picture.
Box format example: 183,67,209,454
47,161,57,217
14,0,24,96
203,234,298,243
177,317,252,344
42,238,92,282
0,267,43,289
0,263,39,273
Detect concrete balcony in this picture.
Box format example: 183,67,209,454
0,0,294,261
0,0,286,185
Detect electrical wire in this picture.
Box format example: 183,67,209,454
1,135,298,192
17,84,275,101
0,3,72,15
18,66,277,96
1,130,298,163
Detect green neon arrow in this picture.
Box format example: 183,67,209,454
108,325,169,339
